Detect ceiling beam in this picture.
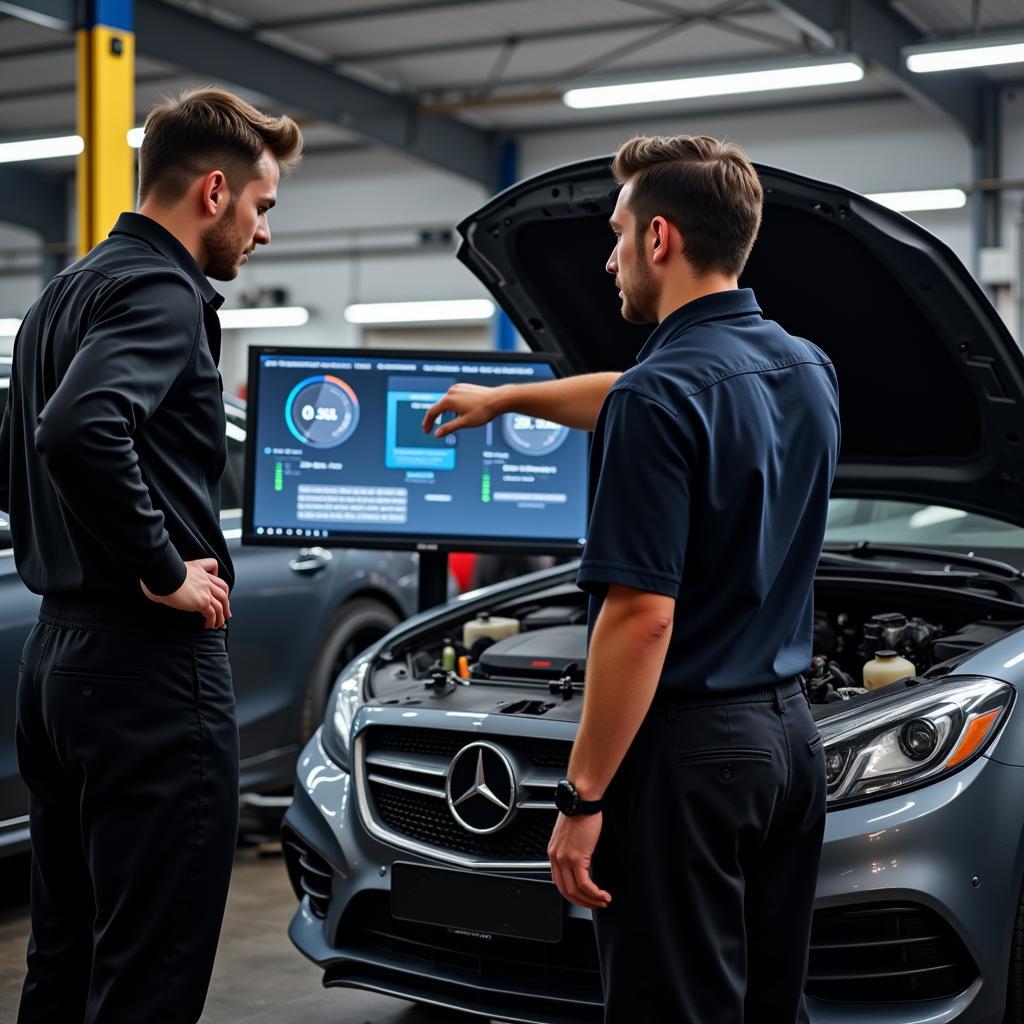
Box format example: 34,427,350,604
1,0,498,185
0,40,75,60
0,71,176,107
333,15,676,65
0,0,72,31
133,0,496,185
257,0,512,33
0,165,67,238
763,0,839,48
331,8,780,65
769,0,983,141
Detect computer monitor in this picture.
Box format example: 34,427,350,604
242,347,589,554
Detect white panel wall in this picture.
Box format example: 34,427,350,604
213,149,491,393
520,96,976,266
6,92,1024,373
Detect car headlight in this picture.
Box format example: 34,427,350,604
820,676,1012,809
320,649,377,771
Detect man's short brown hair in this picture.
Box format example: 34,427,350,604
612,134,763,277
138,86,303,205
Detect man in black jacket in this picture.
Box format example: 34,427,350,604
0,87,301,1024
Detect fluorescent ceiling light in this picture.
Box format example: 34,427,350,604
563,59,863,109
0,135,83,164
0,128,142,164
7,306,311,335
219,306,309,329
344,299,496,324
906,35,1024,73
866,188,967,212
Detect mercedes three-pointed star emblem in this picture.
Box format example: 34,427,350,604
445,742,517,835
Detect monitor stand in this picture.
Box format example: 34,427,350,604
417,549,450,614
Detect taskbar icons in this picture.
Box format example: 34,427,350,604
254,526,329,538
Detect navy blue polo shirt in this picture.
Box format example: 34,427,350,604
578,288,839,695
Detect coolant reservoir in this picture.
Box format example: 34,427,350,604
863,650,916,691
463,612,520,649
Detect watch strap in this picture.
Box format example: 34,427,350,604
556,778,604,816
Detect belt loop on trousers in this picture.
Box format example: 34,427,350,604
772,686,785,714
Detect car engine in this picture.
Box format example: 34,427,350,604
378,573,1024,713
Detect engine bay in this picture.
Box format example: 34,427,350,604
368,576,1024,716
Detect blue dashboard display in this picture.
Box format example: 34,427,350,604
244,349,588,553
285,374,360,448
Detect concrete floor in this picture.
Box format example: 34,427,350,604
0,846,488,1024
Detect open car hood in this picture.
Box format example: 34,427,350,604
457,157,1024,527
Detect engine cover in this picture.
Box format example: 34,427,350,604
478,625,588,680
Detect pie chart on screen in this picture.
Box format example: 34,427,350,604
285,375,360,448
502,412,570,457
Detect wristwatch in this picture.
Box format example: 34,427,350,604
555,778,604,816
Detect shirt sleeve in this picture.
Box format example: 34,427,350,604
577,387,695,599
33,272,200,596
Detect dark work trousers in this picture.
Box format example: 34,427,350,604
591,678,826,1024
14,599,239,1024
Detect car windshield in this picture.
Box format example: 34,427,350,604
825,498,1024,551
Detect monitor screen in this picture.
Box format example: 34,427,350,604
243,348,589,553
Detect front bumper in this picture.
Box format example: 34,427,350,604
284,728,1024,1024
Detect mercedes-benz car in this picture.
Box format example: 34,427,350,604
0,362,419,854
282,158,1024,1023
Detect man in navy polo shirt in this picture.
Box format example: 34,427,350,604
424,134,839,1023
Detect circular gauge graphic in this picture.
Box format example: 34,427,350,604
285,375,360,448
501,412,570,457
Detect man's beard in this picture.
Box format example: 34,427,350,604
202,199,246,281
619,251,659,324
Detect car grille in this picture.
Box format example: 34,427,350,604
357,725,571,867
373,786,557,861
331,890,603,1017
807,902,977,1003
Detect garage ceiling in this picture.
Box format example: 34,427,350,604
1,0,1023,175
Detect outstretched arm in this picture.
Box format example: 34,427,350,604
422,372,620,438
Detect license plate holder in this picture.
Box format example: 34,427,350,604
390,862,563,943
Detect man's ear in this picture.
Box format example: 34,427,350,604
200,170,229,217
649,215,672,265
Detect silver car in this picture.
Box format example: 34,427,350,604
0,366,420,854
282,158,1024,1023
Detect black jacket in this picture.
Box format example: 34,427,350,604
0,212,234,599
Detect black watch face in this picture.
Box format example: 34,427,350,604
555,779,578,815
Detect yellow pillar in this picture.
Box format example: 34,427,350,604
76,1,135,256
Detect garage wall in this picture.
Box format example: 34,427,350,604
5,93,1024,376
519,96,976,267
213,149,492,394
215,96,995,392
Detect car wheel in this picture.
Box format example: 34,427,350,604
299,597,399,741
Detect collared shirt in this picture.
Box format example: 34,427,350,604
0,212,233,601
578,288,840,695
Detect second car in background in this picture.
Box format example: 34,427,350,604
0,376,420,853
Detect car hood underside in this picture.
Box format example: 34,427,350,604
457,158,1024,527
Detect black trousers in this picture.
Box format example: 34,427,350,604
591,679,826,1024
15,600,239,1024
